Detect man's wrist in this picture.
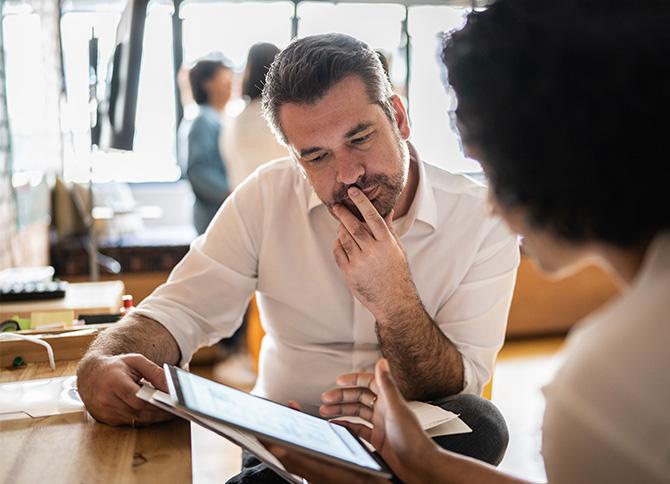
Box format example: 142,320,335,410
374,289,425,326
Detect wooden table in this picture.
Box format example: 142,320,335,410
0,360,191,484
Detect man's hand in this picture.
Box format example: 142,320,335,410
320,371,378,422
332,187,420,320
76,353,174,426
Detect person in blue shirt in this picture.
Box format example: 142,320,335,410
187,58,233,235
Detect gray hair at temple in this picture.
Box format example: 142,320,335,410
261,33,395,145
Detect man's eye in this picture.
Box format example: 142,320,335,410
307,153,327,163
351,133,372,145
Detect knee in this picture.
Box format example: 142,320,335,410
433,394,509,466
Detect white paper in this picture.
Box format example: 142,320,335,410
0,376,83,420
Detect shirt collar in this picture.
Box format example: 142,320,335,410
305,142,438,232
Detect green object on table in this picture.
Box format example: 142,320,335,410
12,356,25,368
12,315,31,330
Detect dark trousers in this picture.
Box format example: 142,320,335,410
226,393,509,483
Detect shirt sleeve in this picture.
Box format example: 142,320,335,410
134,175,264,365
435,219,520,395
186,116,230,206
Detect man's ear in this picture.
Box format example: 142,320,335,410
391,95,411,140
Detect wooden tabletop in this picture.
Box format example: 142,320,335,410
0,360,192,484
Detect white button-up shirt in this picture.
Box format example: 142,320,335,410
136,156,519,414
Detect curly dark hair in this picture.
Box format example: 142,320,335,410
442,0,670,247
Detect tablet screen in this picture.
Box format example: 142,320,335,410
173,368,383,473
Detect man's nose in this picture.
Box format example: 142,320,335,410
335,156,365,186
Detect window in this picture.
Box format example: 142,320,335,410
57,1,479,183
181,1,293,68
2,6,49,174
60,0,178,183
297,2,405,57
408,6,479,173
60,9,122,181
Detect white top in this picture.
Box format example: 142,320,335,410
221,98,288,188
136,157,519,413
542,232,670,484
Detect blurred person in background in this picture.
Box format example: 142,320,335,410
187,56,233,235
221,42,287,188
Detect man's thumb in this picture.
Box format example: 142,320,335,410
125,354,169,392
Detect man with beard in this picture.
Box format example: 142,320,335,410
76,33,519,480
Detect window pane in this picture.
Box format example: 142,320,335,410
408,6,479,173
60,11,121,181
61,3,178,183
182,2,293,67
132,1,178,181
2,12,48,173
297,2,405,61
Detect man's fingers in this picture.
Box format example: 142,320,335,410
322,387,377,406
319,402,373,421
335,372,375,389
347,187,389,240
287,400,302,411
123,354,169,392
333,239,349,266
338,225,361,257
384,209,400,243
333,203,374,246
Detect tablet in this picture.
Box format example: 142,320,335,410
164,365,391,479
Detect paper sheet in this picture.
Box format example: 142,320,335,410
0,376,83,420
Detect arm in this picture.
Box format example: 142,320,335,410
81,312,180,364
186,116,230,206
375,299,463,399
76,313,181,426
332,187,462,400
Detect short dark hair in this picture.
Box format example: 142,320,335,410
442,0,670,247
189,58,230,105
243,42,280,101
262,33,394,145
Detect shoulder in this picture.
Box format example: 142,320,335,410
234,157,304,198
423,162,488,205
422,162,504,235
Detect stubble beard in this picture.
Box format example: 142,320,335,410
332,134,410,221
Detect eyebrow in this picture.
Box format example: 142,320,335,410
298,122,376,158
344,122,374,139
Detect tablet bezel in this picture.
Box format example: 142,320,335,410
164,364,392,479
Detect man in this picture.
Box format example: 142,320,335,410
77,33,519,479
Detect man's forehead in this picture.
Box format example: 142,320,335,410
279,76,380,133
